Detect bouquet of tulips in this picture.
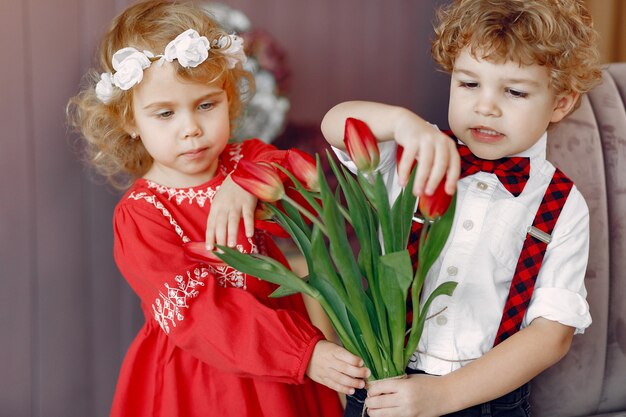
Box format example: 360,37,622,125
210,119,456,380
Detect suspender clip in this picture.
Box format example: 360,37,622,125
527,226,552,244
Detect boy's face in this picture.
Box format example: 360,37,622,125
448,48,575,160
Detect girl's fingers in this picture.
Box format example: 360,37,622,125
242,206,255,238
226,211,240,247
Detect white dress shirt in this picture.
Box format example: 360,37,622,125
333,131,591,375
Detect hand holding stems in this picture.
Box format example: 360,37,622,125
321,101,460,197
306,340,371,395
205,174,257,250
364,374,445,417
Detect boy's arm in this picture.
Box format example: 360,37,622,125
365,318,574,417
321,101,460,196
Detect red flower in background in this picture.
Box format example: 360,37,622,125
419,178,453,221
231,160,285,202
344,117,380,173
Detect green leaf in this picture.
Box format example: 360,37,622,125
269,285,300,298
404,281,457,364
214,246,317,299
391,166,417,250
377,250,413,372
273,162,322,214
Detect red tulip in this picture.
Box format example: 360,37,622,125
344,117,380,173
231,160,285,202
184,242,225,264
286,149,319,192
418,179,452,221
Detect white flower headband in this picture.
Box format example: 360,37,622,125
95,29,246,103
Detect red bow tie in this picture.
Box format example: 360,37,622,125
458,145,530,197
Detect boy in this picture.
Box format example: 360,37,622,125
321,0,602,416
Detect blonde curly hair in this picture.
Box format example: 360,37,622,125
67,0,255,188
432,0,602,103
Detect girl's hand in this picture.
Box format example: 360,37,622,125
393,110,460,198
306,340,370,395
365,374,445,417
205,175,257,250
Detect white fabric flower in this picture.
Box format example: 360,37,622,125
163,29,210,68
111,47,151,90
218,34,246,69
95,73,115,103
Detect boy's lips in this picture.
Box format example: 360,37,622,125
470,127,505,143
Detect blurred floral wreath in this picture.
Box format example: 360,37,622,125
202,2,291,143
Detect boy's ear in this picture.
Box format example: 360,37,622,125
550,92,579,123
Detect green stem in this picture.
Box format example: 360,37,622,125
282,195,328,236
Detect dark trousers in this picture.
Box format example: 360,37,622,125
344,369,531,417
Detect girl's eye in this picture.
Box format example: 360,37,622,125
506,88,528,98
198,102,214,110
157,111,174,119
460,81,479,89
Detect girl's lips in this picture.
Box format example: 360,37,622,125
470,127,504,143
182,147,208,159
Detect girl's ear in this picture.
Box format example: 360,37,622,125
550,92,579,123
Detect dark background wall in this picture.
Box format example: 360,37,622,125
0,1,450,416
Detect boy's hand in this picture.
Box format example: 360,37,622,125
306,340,370,395
394,111,460,197
365,374,444,417
205,175,256,250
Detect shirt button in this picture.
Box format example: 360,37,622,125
447,266,458,276
463,220,474,230
477,182,488,190
436,315,448,326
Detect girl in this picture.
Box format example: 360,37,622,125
67,1,368,416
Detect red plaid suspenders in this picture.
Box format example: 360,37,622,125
406,168,574,346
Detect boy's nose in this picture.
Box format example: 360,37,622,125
474,93,501,117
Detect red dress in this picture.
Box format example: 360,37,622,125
110,139,343,417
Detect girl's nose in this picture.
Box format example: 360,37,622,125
183,115,202,138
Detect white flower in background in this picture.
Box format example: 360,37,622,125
95,73,115,103
202,2,291,143
163,29,211,68
202,2,251,33
111,47,151,90
218,35,247,68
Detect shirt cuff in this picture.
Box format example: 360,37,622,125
524,287,592,334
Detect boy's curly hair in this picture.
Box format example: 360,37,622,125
67,0,254,189
432,0,602,101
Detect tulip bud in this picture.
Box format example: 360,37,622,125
286,149,319,192
343,117,380,173
231,160,285,202
418,179,452,221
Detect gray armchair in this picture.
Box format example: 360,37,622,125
533,63,626,417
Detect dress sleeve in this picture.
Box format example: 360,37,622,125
524,186,592,334
113,201,324,384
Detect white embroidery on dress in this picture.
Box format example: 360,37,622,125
128,192,191,242
145,180,218,207
207,238,258,290
153,267,209,334
228,143,244,166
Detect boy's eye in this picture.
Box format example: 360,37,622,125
506,88,528,98
460,81,479,89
